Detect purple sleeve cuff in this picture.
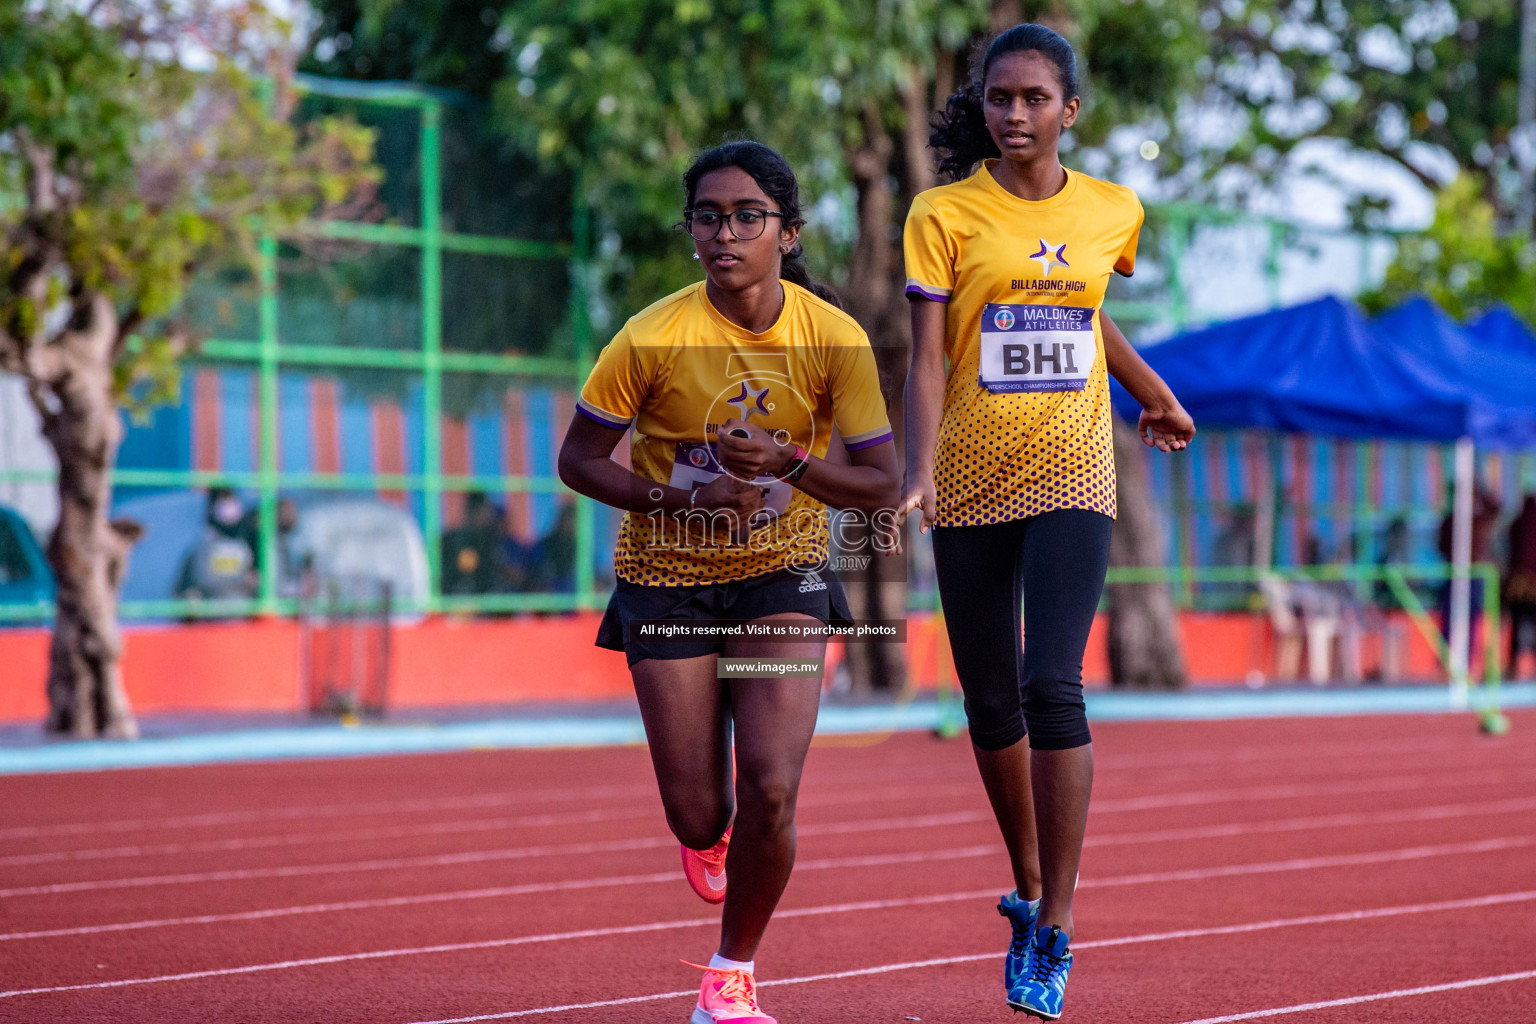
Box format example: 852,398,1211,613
904,284,950,303
843,430,894,452
577,404,631,430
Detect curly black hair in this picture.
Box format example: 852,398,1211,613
682,141,841,309
930,24,1080,183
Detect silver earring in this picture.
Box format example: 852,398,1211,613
692,252,700,260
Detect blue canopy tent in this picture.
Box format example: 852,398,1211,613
1467,306,1536,356
1373,297,1536,450
1112,294,1535,707
1107,295,1477,442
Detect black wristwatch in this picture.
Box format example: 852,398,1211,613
781,444,810,483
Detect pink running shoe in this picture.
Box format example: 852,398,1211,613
685,962,776,1024
680,827,730,904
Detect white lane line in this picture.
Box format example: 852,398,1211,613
5,849,1534,1000
398,893,1536,1023
3,728,1507,843
0,847,1007,902
0,788,1462,940
1086,795,1536,848
8,763,1527,871
7,791,1535,928
0,780,979,866
1089,766,1535,814
0,785,657,842
0,807,658,869
0,773,971,847
1082,835,1536,890
1171,969,1536,1023
0,807,986,871
0,836,683,898
0,792,1511,945
1095,732,1475,772
11,762,1529,897
6,886,1529,1007
0,806,1012,898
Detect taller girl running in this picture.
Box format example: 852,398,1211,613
901,24,1194,1021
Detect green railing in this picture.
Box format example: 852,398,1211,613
1,76,594,620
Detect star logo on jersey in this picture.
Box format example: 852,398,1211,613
1030,239,1070,278
726,381,771,422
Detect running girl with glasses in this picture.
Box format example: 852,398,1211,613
559,140,898,1024
900,23,1194,1021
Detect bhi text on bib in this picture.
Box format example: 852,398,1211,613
978,303,1095,394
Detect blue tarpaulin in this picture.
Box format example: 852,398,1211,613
1110,295,1536,449
1373,297,1536,449
1109,296,1474,442
1467,306,1536,356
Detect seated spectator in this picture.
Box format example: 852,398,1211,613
499,507,533,593
525,500,576,594
242,496,308,598
1437,484,1501,674
441,491,505,595
175,487,258,602
1507,494,1536,679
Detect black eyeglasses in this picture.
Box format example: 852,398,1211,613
683,208,784,241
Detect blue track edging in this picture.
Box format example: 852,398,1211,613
1,684,1529,776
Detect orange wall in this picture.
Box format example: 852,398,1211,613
0,610,1459,723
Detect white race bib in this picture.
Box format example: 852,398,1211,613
669,442,791,529
978,303,1095,393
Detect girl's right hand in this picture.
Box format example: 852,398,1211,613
693,473,768,543
897,470,937,537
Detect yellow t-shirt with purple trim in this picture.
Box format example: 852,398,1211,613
577,280,893,586
902,162,1143,527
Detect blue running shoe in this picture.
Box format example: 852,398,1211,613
1008,924,1073,1020
996,891,1039,994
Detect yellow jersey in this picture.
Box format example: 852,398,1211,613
578,280,893,585
903,162,1143,526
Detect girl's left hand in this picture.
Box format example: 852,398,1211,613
716,417,792,477
1138,402,1195,452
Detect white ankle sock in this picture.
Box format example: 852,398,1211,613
1005,890,1041,911
708,953,755,975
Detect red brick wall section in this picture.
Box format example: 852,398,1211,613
0,611,1464,723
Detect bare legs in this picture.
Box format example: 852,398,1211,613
631,613,825,961
971,740,1093,937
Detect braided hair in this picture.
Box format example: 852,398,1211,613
682,141,842,309
930,24,1080,184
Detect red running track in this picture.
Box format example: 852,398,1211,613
1,711,1534,1023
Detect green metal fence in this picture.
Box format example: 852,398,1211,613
2,77,596,620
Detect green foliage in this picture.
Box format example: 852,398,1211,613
1040,0,1208,148
0,0,380,416
300,0,1247,325
1359,175,1536,322
1192,0,1525,219
302,0,518,99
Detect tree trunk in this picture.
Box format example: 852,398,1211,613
1106,416,1187,689
35,296,140,738
839,104,910,693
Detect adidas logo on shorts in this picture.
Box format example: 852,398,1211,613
798,571,826,594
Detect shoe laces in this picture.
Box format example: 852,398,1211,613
684,961,757,1010
999,899,1032,957
697,829,730,871
1028,940,1069,985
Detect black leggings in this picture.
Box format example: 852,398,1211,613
932,509,1113,752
